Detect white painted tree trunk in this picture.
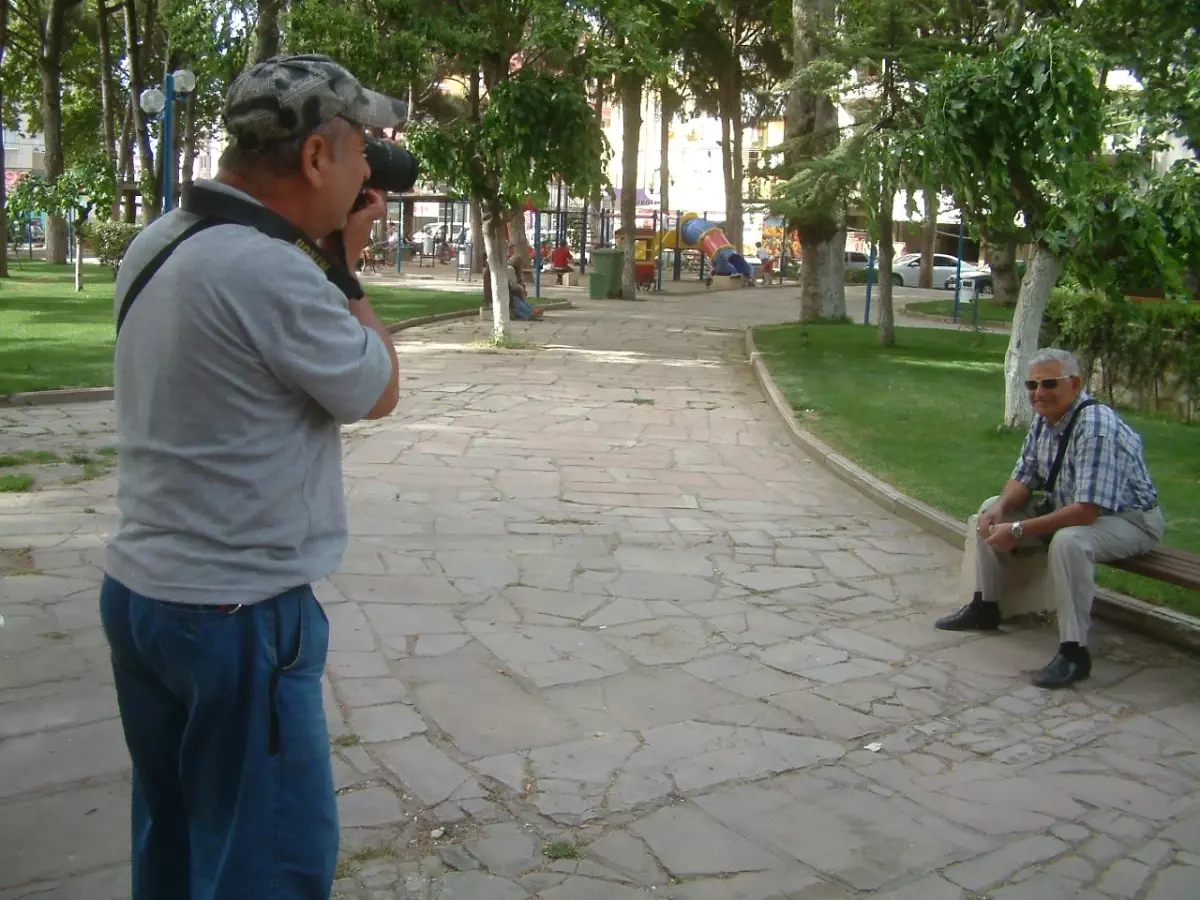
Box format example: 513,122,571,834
74,232,84,291
1003,244,1061,428
480,210,511,342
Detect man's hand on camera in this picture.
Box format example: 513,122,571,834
343,189,387,267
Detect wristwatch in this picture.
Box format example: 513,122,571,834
1010,521,1025,540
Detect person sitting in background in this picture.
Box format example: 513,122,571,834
934,348,1164,689
550,242,574,284
507,256,543,321
755,241,773,285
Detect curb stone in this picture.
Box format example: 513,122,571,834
899,305,1010,332
745,326,1200,655
0,301,574,408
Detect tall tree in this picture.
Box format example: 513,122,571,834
255,0,285,62
780,0,845,321
593,0,697,299
404,0,606,338
926,29,1107,426
0,0,9,277
7,0,87,263
95,0,119,182
123,0,158,222
679,0,789,251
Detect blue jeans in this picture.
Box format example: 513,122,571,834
511,294,536,320
100,575,337,900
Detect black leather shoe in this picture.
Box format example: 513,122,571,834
934,598,1001,631
1032,651,1091,689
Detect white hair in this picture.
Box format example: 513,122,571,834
1028,348,1081,377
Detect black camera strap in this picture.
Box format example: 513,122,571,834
1043,398,1099,493
116,184,363,336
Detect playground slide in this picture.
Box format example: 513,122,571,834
661,212,753,279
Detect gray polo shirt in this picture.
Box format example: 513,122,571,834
105,180,392,605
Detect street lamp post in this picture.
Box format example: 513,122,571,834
140,69,197,214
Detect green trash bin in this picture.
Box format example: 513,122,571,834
588,248,624,299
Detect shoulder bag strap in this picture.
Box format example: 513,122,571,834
116,219,221,336
116,185,366,337
1045,399,1099,493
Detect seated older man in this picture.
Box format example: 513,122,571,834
935,348,1164,689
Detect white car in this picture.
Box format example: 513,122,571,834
872,253,987,288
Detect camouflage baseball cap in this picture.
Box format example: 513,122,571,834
223,54,408,147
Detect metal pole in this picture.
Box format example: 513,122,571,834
953,219,965,323
163,72,176,213
534,210,542,299
673,210,683,281
579,208,588,275
396,198,405,274
780,226,787,284
654,211,663,292
864,243,877,325
699,210,708,280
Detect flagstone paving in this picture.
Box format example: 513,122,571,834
2,292,1199,900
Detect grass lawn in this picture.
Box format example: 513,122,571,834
754,322,1200,617
905,297,1015,324
0,261,483,395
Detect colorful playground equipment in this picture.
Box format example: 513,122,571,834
660,212,753,280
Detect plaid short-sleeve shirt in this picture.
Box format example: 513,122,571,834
1010,392,1158,513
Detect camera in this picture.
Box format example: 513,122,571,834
363,135,419,194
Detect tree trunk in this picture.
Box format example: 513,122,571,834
726,72,745,252
990,236,1021,307
787,0,845,321
470,196,485,275
255,0,284,62
480,197,511,341
0,0,8,278
74,228,85,290
117,101,134,219
918,183,937,288
124,0,156,223
508,209,532,272
659,88,671,217
877,189,896,345
181,93,198,194
799,232,846,320
96,0,118,173
39,61,68,264
590,78,606,212
618,71,642,302
468,71,484,275
1003,244,1061,428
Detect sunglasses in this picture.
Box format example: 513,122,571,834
1025,378,1071,391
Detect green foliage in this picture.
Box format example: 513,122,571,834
845,267,870,284
925,28,1106,242
287,0,425,105
88,222,144,273
1082,0,1200,153
1043,288,1200,420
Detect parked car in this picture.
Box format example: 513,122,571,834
945,270,993,294
872,253,987,288
844,250,871,270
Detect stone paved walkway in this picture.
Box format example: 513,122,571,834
2,292,1199,900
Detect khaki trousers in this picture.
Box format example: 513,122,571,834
974,496,1165,646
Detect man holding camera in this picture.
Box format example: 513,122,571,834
934,348,1164,690
100,56,407,898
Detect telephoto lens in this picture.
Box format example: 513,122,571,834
363,136,419,194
